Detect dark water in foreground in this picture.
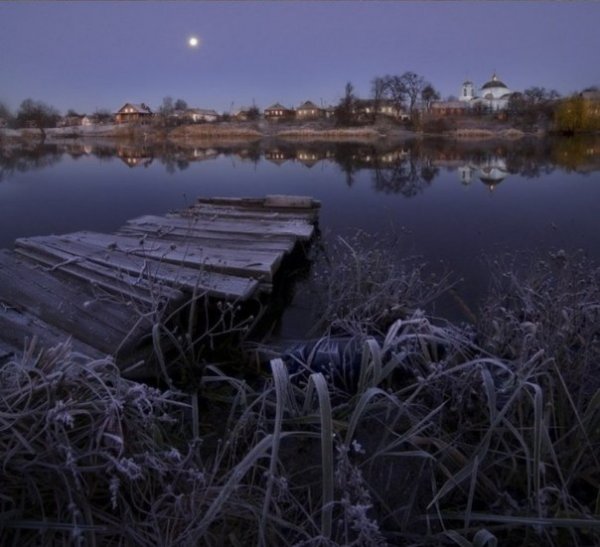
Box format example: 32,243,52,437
1,136,599,336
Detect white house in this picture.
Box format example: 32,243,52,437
57,115,93,128
185,108,219,123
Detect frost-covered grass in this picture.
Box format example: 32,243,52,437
2,249,599,545
308,231,453,337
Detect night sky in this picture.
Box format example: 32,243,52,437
1,1,599,115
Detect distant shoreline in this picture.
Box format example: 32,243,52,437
0,120,545,146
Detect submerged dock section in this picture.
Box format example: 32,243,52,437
0,195,320,368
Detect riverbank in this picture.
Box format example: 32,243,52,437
0,117,542,147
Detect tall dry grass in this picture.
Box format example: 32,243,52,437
2,248,599,545
308,231,453,336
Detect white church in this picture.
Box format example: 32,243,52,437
459,73,514,111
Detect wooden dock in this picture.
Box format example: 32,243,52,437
0,195,320,369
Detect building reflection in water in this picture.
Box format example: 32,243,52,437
1,137,599,188
457,165,474,185
264,149,291,166
116,146,154,168
476,157,509,190
456,158,510,189
295,150,324,168
191,148,219,161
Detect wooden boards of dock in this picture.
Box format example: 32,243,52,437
0,195,320,368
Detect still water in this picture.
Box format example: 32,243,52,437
1,137,599,332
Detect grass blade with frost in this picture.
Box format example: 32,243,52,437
259,359,288,545
309,372,334,540
192,433,286,538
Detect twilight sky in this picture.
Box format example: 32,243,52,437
1,1,599,115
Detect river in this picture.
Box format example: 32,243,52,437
1,136,599,337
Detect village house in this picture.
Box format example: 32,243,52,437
231,109,252,122
160,109,211,125
353,99,409,121
264,103,294,121
185,108,219,123
114,103,153,124
323,106,336,119
167,109,187,122
376,101,399,117
56,115,93,128
295,100,324,120
430,100,469,117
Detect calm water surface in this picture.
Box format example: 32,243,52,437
1,138,599,334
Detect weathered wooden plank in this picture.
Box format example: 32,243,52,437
0,250,147,356
145,213,315,240
57,232,282,281
197,195,321,210
189,196,321,222
0,305,105,360
264,195,319,209
15,238,184,307
179,204,318,223
16,235,259,300
125,215,300,247
118,224,295,254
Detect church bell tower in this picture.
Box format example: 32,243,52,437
460,80,475,102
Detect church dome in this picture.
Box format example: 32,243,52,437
479,170,507,185
482,73,508,90
478,164,508,188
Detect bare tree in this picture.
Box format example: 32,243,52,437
421,84,441,111
510,87,562,129
0,101,14,127
16,98,60,136
174,98,188,111
383,75,407,117
371,76,387,114
334,81,357,126
399,71,426,114
158,96,175,116
245,105,261,121
93,108,113,124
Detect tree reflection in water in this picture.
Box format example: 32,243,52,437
0,143,63,182
0,135,599,186
372,157,439,196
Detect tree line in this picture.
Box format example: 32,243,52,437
1,75,598,134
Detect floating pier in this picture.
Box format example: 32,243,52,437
0,195,320,369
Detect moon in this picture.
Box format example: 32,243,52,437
188,36,199,48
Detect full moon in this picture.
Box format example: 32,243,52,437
188,36,199,48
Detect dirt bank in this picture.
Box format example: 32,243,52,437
1,120,541,149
